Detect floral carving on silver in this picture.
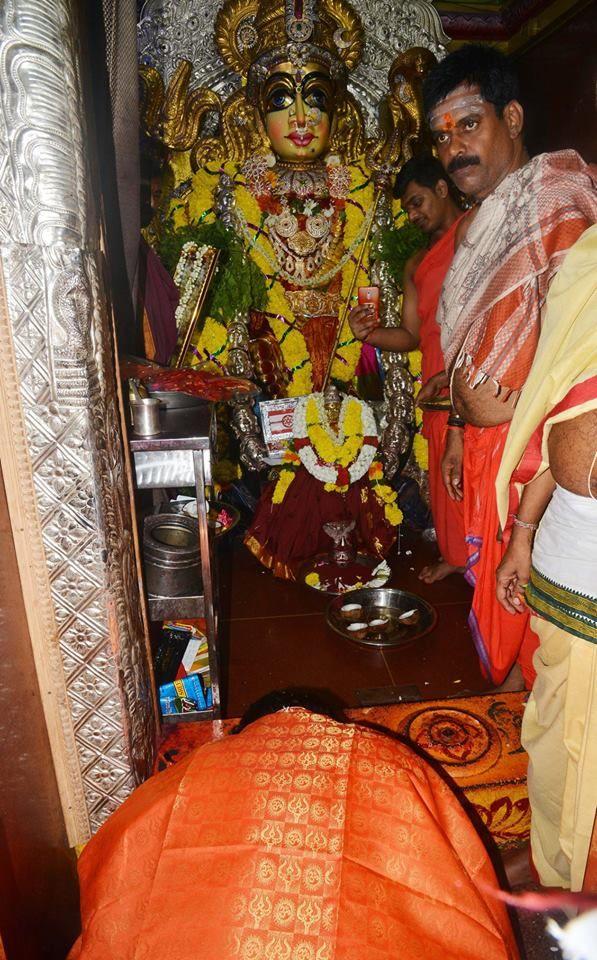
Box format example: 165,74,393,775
0,0,156,842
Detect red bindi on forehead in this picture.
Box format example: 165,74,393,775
429,91,485,130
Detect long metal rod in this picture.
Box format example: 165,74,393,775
321,190,382,393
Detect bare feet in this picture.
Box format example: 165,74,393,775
501,842,534,889
418,559,465,583
492,661,525,693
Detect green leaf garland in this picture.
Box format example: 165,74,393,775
158,218,267,326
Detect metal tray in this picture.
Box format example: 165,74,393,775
146,389,205,409
327,587,437,648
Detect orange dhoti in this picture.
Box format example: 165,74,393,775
415,218,466,569
424,410,467,568
464,423,539,686
69,709,519,959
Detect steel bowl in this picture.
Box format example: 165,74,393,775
327,587,437,647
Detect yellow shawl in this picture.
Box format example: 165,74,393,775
496,224,597,528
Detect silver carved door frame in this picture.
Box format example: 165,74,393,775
0,0,158,844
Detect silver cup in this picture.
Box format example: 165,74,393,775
130,397,162,436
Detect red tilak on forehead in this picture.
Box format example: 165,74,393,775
442,112,455,130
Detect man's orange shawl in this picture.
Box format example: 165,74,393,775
70,709,518,960
438,150,597,396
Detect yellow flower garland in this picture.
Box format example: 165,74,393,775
367,460,404,527
169,159,427,485
411,373,428,472
272,445,402,529
172,157,373,394
306,396,363,468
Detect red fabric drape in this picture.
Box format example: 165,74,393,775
464,424,539,686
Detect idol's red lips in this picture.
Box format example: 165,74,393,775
287,131,315,146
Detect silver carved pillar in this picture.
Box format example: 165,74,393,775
0,0,157,843
216,171,267,470
372,191,415,480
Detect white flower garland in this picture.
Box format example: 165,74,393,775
173,242,210,332
293,393,378,487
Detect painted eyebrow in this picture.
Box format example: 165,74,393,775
301,72,331,85
264,74,295,89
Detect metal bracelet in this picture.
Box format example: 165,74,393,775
511,515,539,531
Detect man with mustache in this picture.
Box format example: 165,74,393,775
423,45,597,689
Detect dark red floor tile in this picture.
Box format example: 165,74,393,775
381,601,492,698
387,528,473,605
219,527,489,716
223,610,394,716
218,538,330,620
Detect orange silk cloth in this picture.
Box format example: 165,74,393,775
70,709,519,960
414,217,461,386
464,424,538,687
414,218,466,568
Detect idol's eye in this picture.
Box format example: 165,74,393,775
463,117,479,131
265,85,294,112
304,86,329,111
434,131,449,145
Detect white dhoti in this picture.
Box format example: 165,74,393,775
522,486,597,890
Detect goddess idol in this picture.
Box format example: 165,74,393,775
140,0,446,578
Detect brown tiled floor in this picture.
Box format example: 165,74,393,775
218,527,492,717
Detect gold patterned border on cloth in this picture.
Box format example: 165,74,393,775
527,565,597,643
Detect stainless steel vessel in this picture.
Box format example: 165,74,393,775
143,514,201,598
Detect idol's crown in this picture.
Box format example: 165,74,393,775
215,0,363,96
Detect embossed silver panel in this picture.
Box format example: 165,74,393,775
0,0,156,842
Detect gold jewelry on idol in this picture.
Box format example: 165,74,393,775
215,0,363,86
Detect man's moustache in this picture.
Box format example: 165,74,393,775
447,155,481,174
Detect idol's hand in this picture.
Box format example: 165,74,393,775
496,538,532,614
441,428,464,501
418,371,448,404
349,304,378,342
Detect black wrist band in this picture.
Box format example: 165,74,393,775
447,415,466,428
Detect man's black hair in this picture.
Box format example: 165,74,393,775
231,688,346,734
422,44,520,118
394,154,451,199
